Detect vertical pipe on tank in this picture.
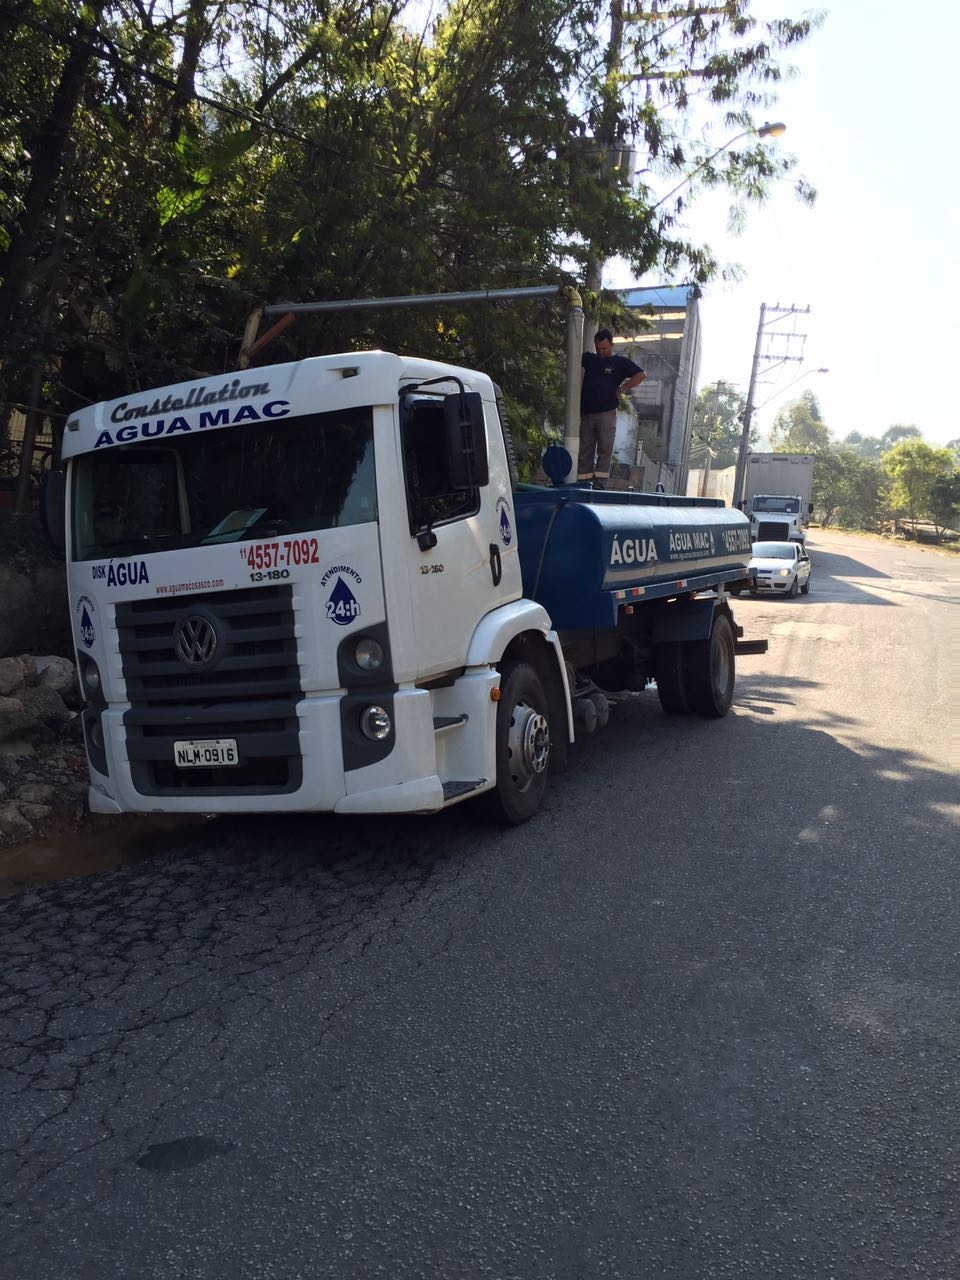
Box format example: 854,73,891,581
563,287,584,471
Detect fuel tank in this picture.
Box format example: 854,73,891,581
514,487,753,628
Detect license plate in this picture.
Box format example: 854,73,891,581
173,738,239,768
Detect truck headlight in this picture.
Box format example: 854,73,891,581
354,637,384,672
82,657,102,696
360,705,392,741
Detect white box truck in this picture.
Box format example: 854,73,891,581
745,453,815,544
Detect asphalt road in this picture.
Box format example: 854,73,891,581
2,531,959,1280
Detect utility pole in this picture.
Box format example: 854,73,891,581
582,0,626,352
732,302,809,508
699,443,714,497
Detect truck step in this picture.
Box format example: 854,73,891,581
433,715,468,735
442,779,486,801
734,639,769,655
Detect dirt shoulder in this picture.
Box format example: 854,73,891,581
0,810,216,898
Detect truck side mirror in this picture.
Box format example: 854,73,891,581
40,469,66,555
444,392,488,490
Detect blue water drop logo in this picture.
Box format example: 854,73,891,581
79,605,95,648
496,497,513,546
499,506,512,545
325,576,361,626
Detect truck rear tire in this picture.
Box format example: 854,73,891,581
654,642,690,715
482,660,551,825
684,612,736,718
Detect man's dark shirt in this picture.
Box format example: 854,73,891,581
580,351,644,413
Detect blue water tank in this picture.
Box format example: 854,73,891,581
514,488,753,628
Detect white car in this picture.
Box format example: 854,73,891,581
748,540,812,597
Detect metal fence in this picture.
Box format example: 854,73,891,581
1,408,56,511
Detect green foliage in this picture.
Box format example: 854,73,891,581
842,425,926,461
814,448,883,530
769,389,830,454
928,472,960,536
0,0,818,473
692,380,750,469
0,510,60,575
881,438,957,532
841,430,883,459
881,424,921,449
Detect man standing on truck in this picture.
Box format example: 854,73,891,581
578,328,646,489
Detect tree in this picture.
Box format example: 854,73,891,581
691,380,750,469
928,472,960,540
769,390,830,454
881,438,956,535
842,430,883,459
0,0,820,494
880,424,921,451
814,448,882,530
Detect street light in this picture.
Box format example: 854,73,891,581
651,121,787,212
583,121,787,341
753,367,829,414
579,120,788,489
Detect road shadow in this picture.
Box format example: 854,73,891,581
3,679,960,1280
804,545,891,579
2,682,954,948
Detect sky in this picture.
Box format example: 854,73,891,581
612,1,958,449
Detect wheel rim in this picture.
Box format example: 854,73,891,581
507,699,550,788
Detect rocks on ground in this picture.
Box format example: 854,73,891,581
0,653,88,848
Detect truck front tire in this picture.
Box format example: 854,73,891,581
482,660,551,824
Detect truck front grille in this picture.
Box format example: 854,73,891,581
115,585,303,795
757,521,790,540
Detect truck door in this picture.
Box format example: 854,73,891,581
399,396,516,681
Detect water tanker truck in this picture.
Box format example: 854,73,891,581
44,288,765,825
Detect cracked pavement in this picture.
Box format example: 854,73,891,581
2,533,960,1280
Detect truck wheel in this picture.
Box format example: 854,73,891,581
684,612,736,718
654,642,690,715
483,660,551,824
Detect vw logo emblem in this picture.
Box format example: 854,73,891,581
174,615,219,667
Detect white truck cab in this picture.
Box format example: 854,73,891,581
57,351,569,823
749,494,806,545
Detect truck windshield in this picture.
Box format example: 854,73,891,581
753,496,800,513
71,406,376,561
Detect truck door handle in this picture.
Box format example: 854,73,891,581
489,543,502,587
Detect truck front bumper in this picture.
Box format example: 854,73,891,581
89,687,450,816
